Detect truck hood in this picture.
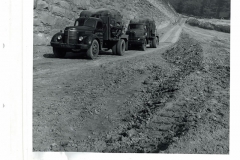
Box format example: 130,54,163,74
64,26,95,34
127,29,145,37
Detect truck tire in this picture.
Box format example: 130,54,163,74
125,41,128,51
152,37,157,48
116,39,125,56
86,39,99,59
112,43,117,55
53,48,66,58
140,39,147,51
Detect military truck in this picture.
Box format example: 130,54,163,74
126,18,159,51
50,9,128,59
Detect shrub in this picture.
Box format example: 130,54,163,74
199,21,214,30
186,17,230,33
186,17,200,26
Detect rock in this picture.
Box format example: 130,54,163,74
51,6,65,17
126,129,136,137
64,146,74,151
36,0,48,10
152,82,159,86
94,140,107,151
121,136,128,143
50,143,59,151
40,12,56,26
197,114,201,119
143,79,151,84
73,0,90,7
60,141,68,146
34,18,41,26
34,33,51,46
59,1,70,9
65,10,76,20
94,109,100,114
206,108,212,112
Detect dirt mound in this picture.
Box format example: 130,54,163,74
97,33,229,153
99,33,204,152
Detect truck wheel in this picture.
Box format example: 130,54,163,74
116,39,125,56
149,40,153,48
152,37,157,48
86,39,99,59
140,39,147,51
53,48,66,58
125,41,128,51
112,43,117,55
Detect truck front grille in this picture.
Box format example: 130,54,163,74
129,32,135,39
68,30,78,44
64,29,78,44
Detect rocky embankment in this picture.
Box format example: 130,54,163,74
34,0,90,46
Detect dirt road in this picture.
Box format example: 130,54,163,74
33,20,229,153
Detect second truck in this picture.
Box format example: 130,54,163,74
126,18,159,51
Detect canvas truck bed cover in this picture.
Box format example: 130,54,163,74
80,9,123,26
79,10,94,18
80,9,122,19
130,18,155,24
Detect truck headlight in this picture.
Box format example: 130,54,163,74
57,35,62,40
138,38,140,40
79,36,84,41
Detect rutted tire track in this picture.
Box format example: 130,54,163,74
101,33,204,153
33,22,186,152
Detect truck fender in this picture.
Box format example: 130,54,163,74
86,34,102,50
51,32,64,43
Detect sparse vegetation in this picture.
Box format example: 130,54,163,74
186,17,230,33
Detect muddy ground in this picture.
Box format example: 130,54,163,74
33,23,229,153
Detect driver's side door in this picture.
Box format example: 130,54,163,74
95,21,104,47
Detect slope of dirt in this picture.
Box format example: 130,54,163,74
33,21,229,153
100,32,229,153
165,24,230,154
89,0,178,26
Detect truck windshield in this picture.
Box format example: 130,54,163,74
129,24,144,30
74,18,97,28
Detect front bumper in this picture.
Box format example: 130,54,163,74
51,42,89,50
128,38,144,45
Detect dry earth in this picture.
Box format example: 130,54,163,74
33,20,229,153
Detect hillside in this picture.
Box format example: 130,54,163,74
33,0,178,50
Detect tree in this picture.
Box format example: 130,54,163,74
176,1,183,13
166,0,230,19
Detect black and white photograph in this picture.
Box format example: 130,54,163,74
3,0,240,159
32,0,232,155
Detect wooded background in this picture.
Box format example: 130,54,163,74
167,0,230,19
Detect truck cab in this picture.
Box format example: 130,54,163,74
50,9,128,59
126,19,159,51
